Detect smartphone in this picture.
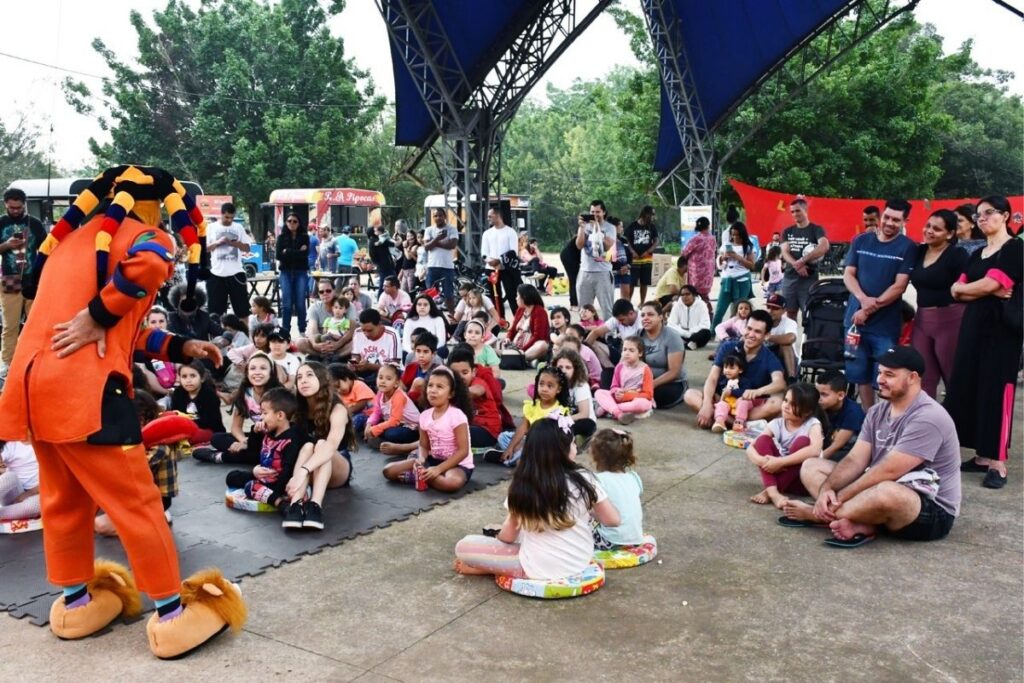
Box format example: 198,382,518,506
579,213,594,223
11,231,23,240
725,244,734,252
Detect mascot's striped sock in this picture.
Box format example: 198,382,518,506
62,583,90,609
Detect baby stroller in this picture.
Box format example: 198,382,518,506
798,278,849,384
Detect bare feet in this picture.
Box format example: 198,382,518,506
828,518,876,541
782,499,822,522
750,488,770,504
766,488,789,509
94,513,118,537
453,559,491,576
380,441,415,456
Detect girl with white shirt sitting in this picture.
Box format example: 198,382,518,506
667,285,712,349
453,415,620,580
0,441,40,521
402,294,448,360
552,349,596,441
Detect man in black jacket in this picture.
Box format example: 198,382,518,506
0,188,48,374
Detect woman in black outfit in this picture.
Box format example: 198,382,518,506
908,209,968,399
276,213,311,334
559,231,581,311
367,225,397,294
945,195,1023,489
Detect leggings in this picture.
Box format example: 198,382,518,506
714,397,753,425
753,434,810,494
454,534,526,577
653,382,686,409
682,328,713,348
572,418,597,438
0,471,40,520
594,389,653,418
211,430,262,465
911,305,964,399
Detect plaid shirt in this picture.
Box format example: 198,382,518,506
147,443,184,499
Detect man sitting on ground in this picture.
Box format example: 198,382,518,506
296,278,354,359
684,309,786,428
764,293,800,380
782,347,961,546
585,298,643,370
351,309,401,391
654,254,688,307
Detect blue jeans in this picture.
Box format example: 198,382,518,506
426,267,456,301
380,426,419,444
496,430,520,467
279,270,308,334
845,328,898,385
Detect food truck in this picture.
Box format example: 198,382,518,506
263,187,387,238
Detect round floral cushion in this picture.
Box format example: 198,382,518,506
495,560,605,599
224,488,278,513
594,534,658,569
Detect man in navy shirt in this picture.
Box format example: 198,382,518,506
685,309,787,429
815,369,865,461
842,198,916,409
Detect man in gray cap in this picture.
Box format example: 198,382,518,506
781,346,962,547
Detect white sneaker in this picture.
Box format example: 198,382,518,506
164,510,173,525
686,341,697,350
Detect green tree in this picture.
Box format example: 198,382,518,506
0,118,55,191
65,0,384,234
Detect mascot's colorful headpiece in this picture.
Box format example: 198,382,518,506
33,164,207,308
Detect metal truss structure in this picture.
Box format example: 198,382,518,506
378,0,611,265
644,0,919,216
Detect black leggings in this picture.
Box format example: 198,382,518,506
573,418,597,438
682,329,713,348
653,382,685,409
211,430,262,465
470,425,498,448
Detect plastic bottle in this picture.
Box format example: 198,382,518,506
844,324,861,359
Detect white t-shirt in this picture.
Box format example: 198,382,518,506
511,471,608,580
272,353,302,378
480,226,519,269
570,383,593,421
207,221,252,277
769,315,801,364
1,441,38,489
424,224,458,269
402,315,448,353
718,243,752,280
605,315,643,339
352,326,401,366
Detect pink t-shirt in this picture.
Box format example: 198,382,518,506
419,405,473,469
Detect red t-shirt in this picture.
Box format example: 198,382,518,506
470,375,502,437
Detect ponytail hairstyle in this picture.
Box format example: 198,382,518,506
232,351,283,414
507,417,599,532
532,364,571,409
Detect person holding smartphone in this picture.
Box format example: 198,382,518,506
712,221,756,327
574,200,616,319
0,188,47,375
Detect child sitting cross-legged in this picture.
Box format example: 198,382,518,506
401,330,442,408
329,363,375,433
383,367,474,492
589,428,645,550
814,369,865,462
711,353,755,433
485,365,571,467
594,335,654,425
225,388,316,521
364,363,421,454
453,414,621,580
746,382,825,509
169,360,225,440
0,440,40,522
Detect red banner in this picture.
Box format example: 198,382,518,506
729,178,1024,243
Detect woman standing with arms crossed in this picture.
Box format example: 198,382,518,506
276,213,310,335
909,209,968,399
945,196,1023,489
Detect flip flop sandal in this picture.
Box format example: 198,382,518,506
824,533,875,548
777,516,827,529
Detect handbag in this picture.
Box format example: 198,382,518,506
499,348,528,371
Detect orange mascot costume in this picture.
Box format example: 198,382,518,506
0,166,246,658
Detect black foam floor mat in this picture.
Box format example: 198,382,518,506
1,447,511,625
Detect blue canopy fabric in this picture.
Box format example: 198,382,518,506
653,0,852,172
389,0,547,146
386,0,853,173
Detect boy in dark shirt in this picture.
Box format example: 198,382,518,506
815,370,865,461
225,388,310,510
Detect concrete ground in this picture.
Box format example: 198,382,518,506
2,277,1022,682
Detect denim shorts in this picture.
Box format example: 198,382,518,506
844,329,897,385
426,454,473,480
891,490,955,541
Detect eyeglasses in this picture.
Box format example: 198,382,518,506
973,208,1004,222
319,288,333,294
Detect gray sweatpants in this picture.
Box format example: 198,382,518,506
576,270,614,319
0,471,40,520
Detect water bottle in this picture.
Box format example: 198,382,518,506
844,324,861,359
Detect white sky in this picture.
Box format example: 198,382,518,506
1,0,1020,171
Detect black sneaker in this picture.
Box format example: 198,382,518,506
302,501,325,530
192,447,221,464
281,501,305,529
982,469,1008,489
960,459,988,473
482,449,505,465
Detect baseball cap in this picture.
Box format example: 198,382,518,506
341,225,352,234
765,293,786,309
267,327,290,343
877,346,925,376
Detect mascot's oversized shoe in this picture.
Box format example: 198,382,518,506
146,568,247,659
50,560,141,639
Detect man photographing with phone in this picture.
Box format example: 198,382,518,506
575,199,616,319
0,188,46,378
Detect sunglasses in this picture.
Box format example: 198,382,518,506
319,288,333,294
